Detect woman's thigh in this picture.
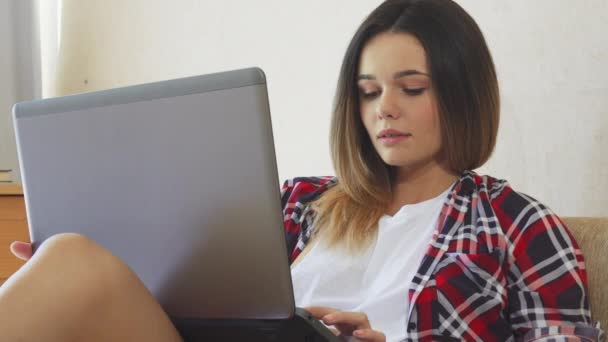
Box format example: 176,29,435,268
0,233,183,342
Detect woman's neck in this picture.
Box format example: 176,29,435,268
387,161,459,215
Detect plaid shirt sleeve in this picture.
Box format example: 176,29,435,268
494,187,602,341
280,176,336,263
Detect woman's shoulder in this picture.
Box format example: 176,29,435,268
281,176,337,191
280,176,338,209
462,171,564,236
460,170,511,196
464,171,545,208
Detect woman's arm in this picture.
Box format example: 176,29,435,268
504,207,602,341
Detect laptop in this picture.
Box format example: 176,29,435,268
12,68,339,341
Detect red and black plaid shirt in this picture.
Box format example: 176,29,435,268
281,171,602,341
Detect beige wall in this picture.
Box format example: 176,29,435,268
45,0,607,216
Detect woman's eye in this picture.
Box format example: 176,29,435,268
360,90,380,99
403,88,425,96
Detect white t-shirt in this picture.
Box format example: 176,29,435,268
291,186,451,342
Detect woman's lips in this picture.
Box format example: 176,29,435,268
376,129,412,146
378,134,411,145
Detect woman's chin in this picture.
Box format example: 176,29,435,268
380,156,437,172
381,158,410,168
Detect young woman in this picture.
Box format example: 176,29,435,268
1,0,602,341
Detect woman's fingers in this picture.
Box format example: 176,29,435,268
322,311,371,330
304,306,385,341
304,306,340,319
9,241,33,261
353,328,386,341
328,327,340,336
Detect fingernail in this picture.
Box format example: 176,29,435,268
323,314,334,323
354,330,363,337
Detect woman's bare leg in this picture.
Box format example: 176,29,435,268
0,233,183,342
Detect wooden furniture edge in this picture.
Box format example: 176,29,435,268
0,184,23,196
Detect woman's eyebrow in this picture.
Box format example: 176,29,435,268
357,69,429,81
394,69,429,79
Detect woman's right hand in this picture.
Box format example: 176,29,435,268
10,241,33,261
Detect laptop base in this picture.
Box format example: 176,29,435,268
173,308,340,342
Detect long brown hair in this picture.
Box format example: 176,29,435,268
311,0,500,252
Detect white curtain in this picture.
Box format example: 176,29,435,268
37,0,62,98
0,0,44,182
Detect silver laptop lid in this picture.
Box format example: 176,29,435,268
12,68,295,320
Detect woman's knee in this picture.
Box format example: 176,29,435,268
37,233,101,257
36,233,118,270
33,233,139,297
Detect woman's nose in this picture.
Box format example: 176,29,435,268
376,92,401,119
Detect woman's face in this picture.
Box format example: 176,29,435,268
358,32,442,173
